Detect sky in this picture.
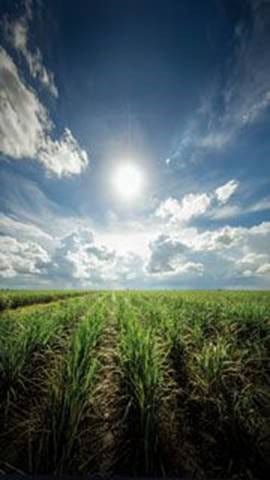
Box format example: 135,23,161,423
0,0,270,290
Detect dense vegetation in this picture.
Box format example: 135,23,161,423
0,290,269,478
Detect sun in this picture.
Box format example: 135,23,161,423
112,163,144,201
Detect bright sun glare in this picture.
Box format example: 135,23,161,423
112,163,144,201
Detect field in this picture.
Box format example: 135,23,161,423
0,290,269,479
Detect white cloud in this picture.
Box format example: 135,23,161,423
0,213,52,242
191,225,245,252
4,0,58,97
146,218,270,285
38,129,88,177
0,171,269,289
55,229,116,281
49,228,144,287
1,214,270,288
237,252,270,277
0,235,50,278
215,180,239,204
235,249,270,277
238,252,268,265
147,234,187,273
0,47,88,176
256,264,270,275
156,193,211,224
0,47,50,158
99,229,152,258
146,234,203,276
156,179,239,224
188,222,270,255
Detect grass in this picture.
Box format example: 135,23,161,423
0,290,269,478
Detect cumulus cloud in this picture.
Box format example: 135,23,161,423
0,235,50,278
156,193,211,224
49,228,144,287
147,234,187,273
156,179,239,224
48,220,270,283
147,234,203,276
0,223,145,288
53,229,116,281
186,221,270,256
146,218,270,285
237,252,270,277
189,226,243,252
199,221,270,281
0,215,269,288
238,258,270,278
0,47,88,176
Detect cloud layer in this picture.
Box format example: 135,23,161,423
0,178,269,289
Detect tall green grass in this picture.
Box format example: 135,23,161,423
0,295,103,472
116,296,176,474
35,300,107,473
0,290,269,478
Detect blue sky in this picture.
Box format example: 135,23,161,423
0,0,270,289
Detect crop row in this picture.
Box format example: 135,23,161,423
0,291,269,478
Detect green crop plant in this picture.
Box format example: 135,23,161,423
32,299,107,473
0,290,269,478
117,296,171,474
